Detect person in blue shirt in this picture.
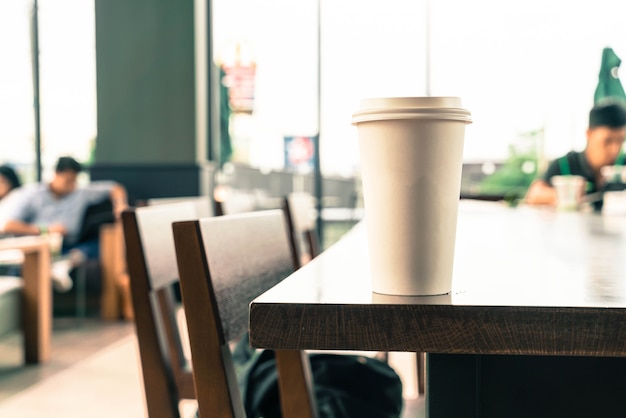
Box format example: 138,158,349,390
1,156,127,290
2,156,127,248
525,100,626,209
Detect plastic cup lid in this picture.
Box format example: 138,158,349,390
352,96,472,125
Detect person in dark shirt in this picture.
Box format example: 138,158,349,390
526,100,626,209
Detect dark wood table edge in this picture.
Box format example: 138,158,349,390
250,302,626,357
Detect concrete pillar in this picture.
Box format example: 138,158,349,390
92,0,215,203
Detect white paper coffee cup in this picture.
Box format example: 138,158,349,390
352,97,472,296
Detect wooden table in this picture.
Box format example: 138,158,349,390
0,236,51,364
249,201,626,417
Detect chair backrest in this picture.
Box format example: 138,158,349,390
218,188,258,215
121,202,199,418
172,210,316,418
77,197,115,244
146,196,214,218
282,193,320,268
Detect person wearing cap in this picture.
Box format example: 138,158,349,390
0,156,128,291
525,100,626,210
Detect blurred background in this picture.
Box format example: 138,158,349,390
1,0,625,205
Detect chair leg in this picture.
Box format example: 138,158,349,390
74,262,87,322
275,350,318,418
117,273,133,320
376,351,389,363
417,352,425,395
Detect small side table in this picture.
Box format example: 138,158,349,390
0,236,51,364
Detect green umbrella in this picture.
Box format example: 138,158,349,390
594,47,626,167
594,47,626,104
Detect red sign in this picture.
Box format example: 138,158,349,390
222,64,256,114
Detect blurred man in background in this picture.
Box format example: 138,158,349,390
525,100,626,209
0,156,127,290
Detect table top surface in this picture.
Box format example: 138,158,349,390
0,235,48,252
249,201,626,356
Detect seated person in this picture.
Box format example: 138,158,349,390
0,156,128,291
526,100,626,210
0,165,24,273
0,164,22,240
0,164,22,201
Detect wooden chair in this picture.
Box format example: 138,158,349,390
146,196,214,218
121,202,200,418
172,210,316,418
282,195,426,396
282,193,320,268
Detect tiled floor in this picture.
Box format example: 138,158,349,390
0,317,199,418
0,220,426,417
0,334,146,417
0,317,135,401
0,316,424,417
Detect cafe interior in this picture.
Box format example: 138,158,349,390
2,0,626,417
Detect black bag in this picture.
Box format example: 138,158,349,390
233,335,404,418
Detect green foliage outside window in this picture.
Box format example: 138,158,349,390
479,129,543,206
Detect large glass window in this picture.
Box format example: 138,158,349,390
213,0,319,170
0,1,38,182
214,0,626,186
0,0,96,183
4,1,626,188
213,0,427,177
38,0,96,176
429,0,626,162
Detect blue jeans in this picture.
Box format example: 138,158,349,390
62,239,100,260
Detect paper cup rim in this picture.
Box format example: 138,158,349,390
352,97,472,125
352,108,473,125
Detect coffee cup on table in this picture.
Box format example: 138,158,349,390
352,97,472,296
46,232,64,258
600,165,626,184
551,175,585,212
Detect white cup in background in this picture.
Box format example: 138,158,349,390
47,232,64,258
603,191,626,216
352,97,472,296
601,165,626,184
551,175,585,211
